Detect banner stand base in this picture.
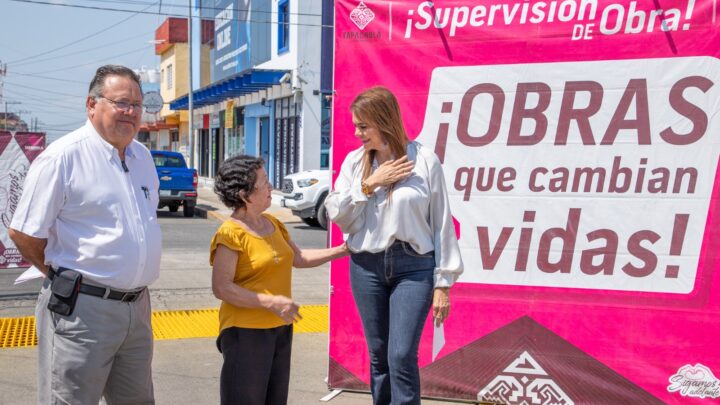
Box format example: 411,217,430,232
319,389,343,402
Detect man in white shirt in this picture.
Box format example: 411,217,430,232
9,65,161,404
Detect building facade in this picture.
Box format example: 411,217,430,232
171,0,328,186
0,112,28,132
145,17,214,159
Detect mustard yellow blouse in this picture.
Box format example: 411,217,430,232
210,214,294,331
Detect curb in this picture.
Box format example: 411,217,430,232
193,205,210,219
194,203,302,224
193,204,224,221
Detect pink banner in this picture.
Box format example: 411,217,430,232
0,131,46,269
330,1,720,403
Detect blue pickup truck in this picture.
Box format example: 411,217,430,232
151,151,198,217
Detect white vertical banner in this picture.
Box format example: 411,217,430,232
0,131,45,268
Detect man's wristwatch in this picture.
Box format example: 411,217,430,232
361,181,374,197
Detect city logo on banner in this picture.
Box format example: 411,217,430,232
343,1,381,40
667,364,720,399
478,351,574,405
350,1,374,30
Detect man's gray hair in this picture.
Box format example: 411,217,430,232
88,65,142,98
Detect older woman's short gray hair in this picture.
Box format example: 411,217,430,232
214,155,266,210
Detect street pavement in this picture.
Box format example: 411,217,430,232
0,183,459,405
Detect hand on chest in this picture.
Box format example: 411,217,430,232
375,173,428,208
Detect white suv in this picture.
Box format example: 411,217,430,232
280,169,330,229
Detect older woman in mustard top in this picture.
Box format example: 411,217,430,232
210,155,348,405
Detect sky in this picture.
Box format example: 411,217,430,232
0,0,191,142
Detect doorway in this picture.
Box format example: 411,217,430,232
200,129,209,177
259,117,270,177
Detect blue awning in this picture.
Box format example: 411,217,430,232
169,69,288,110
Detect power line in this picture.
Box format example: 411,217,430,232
3,94,86,110
15,117,88,131
3,81,86,98
2,94,87,108
7,0,331,28
3,88,86,111
5,0,160,65
38,127,85,132
27,44,154,75
42,119,86,128
52,0,323,17
6,71,88,84
21,109,85,115
6,102,83,113
10,29,156,68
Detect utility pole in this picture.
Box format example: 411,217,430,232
187,0,195,170
16,110,31,131
0,60,6,101
3,100,21,131
0,60,8,131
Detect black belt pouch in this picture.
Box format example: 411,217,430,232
47,269,82,316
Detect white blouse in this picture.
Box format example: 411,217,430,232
325,141,463,287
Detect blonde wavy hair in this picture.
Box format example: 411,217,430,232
350,86,410,194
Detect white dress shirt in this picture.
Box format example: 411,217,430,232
10,120,161,290
325,141,463,287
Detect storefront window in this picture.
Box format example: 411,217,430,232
273,96,301,186
222,107,243,159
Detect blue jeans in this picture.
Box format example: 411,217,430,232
350,240,435,405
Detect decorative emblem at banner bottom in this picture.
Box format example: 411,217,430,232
667,363,720,399
350,2,375,30
478,351,574,405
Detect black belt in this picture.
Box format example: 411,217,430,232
48,267,146,303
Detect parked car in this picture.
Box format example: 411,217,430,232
151,150,198,217
280,169,330,229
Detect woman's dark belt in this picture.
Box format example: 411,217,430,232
48,267,146,302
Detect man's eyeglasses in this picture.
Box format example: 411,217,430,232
98,96,143,113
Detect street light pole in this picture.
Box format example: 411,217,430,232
187,0,195,170
3,100,21,131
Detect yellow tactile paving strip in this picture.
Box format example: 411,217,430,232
0,305,328,349
0,316,37,348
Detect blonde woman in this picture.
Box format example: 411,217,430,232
325,87,463,404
